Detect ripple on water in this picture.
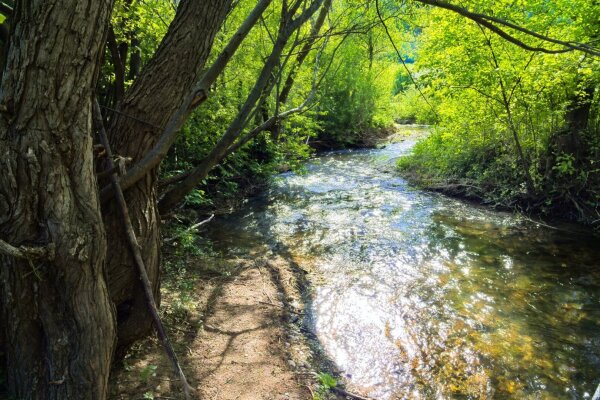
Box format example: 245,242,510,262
206,129,600,399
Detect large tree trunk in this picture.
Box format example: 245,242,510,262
103,0,231,353
0,1,116,399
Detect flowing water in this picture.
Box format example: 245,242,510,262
205,127,600,399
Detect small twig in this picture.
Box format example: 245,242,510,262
375,0,438,120
100,104,161,130
165,214,214,243
305,384,316,399
163,322,198,335
259,300,285,308
256,266,276,305
520,215,560,230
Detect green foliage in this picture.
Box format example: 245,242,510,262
313,372,337,400
98,0,412,212
317,372,337,389
396,0,600,225
99,0,174,102
100,0,599,225
139,364,157,383
394,86,437,124
315,8,402,147
184,189,213,209
553,153,576,177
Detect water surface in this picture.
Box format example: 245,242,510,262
205,127,600,399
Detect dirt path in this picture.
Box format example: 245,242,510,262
109,258,315,400
193,264,308,399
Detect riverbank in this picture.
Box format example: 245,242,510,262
108,236,363,400
108,250,312,399
309,123,429,151
396,129,600,231
398,168,600,231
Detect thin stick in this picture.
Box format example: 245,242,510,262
93,100,194,399
164,214,214,243
100,104,162,129
375,0,438,120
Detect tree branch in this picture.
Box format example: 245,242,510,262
376,0,438,119
100,0,274,203
0,2,12,18
106,26,126,104
165,214,214,243
278,0,331,105
157,0,326,213
0,239,55,261
414,0,600,56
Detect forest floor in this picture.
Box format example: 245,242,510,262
108,253,324,400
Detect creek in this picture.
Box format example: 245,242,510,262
204,126,600,399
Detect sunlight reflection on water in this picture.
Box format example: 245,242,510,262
206,128,600,399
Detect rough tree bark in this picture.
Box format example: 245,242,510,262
102,0,232,353
0,1,116,399
102,0,274,197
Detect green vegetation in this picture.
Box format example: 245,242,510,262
395,0,600,226
103,0,600,222
2,0,600,397
102,0,405,210
314,372,338,399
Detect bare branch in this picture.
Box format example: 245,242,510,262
165,214,214,243
0,239,55,261
376,0,438,119
0,2,12,17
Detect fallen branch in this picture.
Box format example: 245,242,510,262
519,215,560,231
0,239,55,261
93,100,194,400
164,214,214,243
